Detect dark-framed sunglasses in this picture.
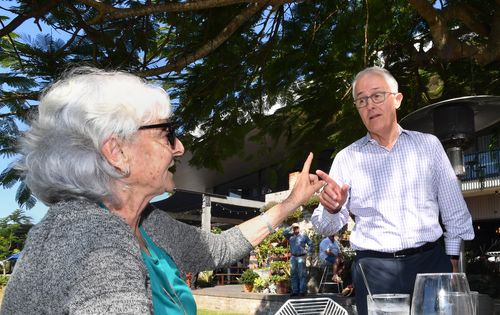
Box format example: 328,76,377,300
138,122,176,149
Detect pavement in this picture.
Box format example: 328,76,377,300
192,284,357,314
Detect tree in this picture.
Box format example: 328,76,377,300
0,209,33,259
0,0,499,207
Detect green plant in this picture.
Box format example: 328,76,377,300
302,195,320,212
269,274,288,283
270,260,290,278
284,209,303,226
253,277,269,292
196,271,215,288
238,269,259,285
254,228,289,267
211,227,222,234
0,275,9,287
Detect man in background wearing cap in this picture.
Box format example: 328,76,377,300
284,223,313,297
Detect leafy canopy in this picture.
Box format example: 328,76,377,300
0,0,498,207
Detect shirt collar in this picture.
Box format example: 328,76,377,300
360,124,408,147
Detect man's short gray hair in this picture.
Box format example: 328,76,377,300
16,67,172,205
352,66,399,99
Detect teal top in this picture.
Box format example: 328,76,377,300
140,227,196,315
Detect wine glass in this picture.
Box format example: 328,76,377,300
411,273,473,315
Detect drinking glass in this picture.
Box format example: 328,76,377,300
411,273,473,315
367,293,410,315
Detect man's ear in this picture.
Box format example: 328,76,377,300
101,136,129,174
394,92,403,110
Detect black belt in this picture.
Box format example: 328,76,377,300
356,241,439,259
292,253,306,257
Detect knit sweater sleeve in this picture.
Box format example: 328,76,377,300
142,207,253,274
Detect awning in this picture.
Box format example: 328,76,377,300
151,189,264,224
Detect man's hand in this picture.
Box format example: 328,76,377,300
450,258,459,272
316,170,349,214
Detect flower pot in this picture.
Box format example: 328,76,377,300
243,283,254,293
276,279,289,294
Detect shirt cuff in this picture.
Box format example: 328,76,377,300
445,238,462,256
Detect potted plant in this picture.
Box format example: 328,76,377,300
270,260,291,294
269,274,289,294
238,269,259,293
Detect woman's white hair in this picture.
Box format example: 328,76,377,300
16,67,172,204
352,66,399,98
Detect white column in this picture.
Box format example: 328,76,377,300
201,194,212,232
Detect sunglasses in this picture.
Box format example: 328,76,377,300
138,122,176,149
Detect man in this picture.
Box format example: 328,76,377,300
283,223,313,297
311,66,474,315
319,235,343,283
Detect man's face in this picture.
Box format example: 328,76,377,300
354,73,402,139
293,227,300,235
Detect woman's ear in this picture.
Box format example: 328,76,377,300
101,136,129,175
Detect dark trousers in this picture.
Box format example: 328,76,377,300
352,244,452,315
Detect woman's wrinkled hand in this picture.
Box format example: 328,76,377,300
283,152,325,210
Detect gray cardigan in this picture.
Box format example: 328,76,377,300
0,199,253,314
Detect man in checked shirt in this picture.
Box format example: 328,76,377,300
311,66,474,315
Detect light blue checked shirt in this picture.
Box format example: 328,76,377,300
311,126,474,256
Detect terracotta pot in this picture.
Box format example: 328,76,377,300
276,280,289,294
243,283,254,293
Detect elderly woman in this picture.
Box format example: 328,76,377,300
1,67,324,314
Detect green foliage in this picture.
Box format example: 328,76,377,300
269,274,288,283
238,269,259,285
196,270,215,288
284,209,303,226
0,275,9,287
302,195,320,213
270,260,290,279
253,276,269,292
211,227,222,234
1,1,499,208
254,228,289,267
0,209,33,260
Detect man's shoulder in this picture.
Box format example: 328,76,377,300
402,129,440,143
335,136,368,156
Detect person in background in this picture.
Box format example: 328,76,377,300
319,235,343,283
311,66,474,315
284,222,313,297
1,67,325,315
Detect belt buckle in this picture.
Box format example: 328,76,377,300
393,252,406,258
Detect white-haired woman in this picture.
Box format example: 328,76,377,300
1,67,324,315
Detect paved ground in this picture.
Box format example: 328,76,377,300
192,284,357,314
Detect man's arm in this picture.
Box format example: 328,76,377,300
430,136,474,264
311,153,350,236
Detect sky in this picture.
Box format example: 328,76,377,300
0,2,179,223
0,158,48,223
0,1,50,223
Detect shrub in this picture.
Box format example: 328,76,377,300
302,195,320,212
238,269,259,285
196,271,215,288
0,275,9,287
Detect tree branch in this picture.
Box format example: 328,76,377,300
138,1,268,77
0,0,62,37
409,0,499,65
78,0,261,24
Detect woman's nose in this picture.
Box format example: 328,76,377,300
173,138,185,156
